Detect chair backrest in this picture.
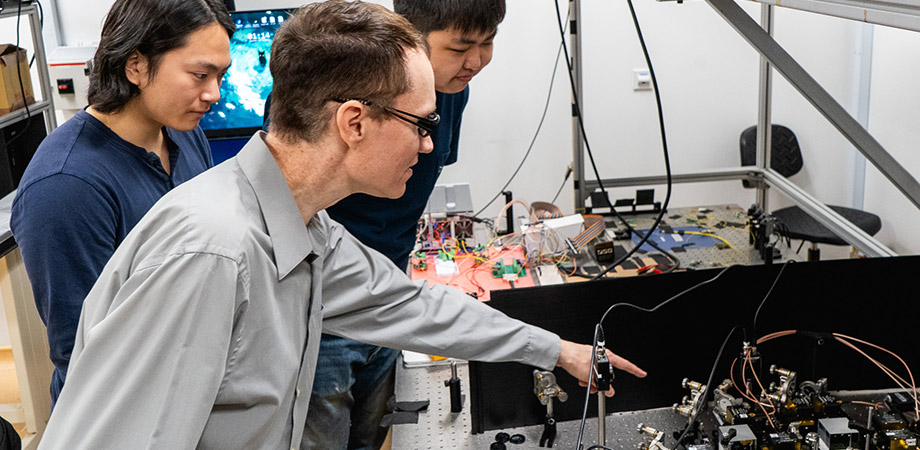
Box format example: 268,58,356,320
739,124,804,178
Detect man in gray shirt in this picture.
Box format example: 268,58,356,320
38,2,645,448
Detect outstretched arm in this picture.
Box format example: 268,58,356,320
556,340,647,396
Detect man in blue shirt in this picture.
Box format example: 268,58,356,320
299,1,506,448
10,0,233,405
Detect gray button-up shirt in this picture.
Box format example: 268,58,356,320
38,133,560,450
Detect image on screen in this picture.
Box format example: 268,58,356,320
200,9,291,138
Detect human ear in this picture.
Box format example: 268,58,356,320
334,101,368,146
124,51,150,89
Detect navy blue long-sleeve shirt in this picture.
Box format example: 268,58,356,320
10,109,213,403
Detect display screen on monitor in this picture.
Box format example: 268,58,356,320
199,9,291,138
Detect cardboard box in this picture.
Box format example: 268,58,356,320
0,44,35,116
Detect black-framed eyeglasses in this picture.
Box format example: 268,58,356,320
333,98,440,137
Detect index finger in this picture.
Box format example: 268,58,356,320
607,350,647,378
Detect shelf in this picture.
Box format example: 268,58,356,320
0,101,50,130
0,190,15,259
0,3,37,20
748,0,920,32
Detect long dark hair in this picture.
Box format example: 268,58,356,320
88,0,235,113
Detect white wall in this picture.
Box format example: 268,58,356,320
441,1,864,221
864,26,920,255
48,0,919,254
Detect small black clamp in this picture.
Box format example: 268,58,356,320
540,414,557,448
443,361,462,413
594,342,614,392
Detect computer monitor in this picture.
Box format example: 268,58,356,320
199,9,291,139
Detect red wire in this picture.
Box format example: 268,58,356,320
744,349,778,429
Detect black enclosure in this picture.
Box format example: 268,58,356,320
470,256,920,433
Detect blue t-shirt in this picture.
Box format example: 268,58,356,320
327,89,469,270
10,109,213,403
262,89,469,270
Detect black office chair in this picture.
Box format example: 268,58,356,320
740,124,882,261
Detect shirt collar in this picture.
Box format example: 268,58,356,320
236,132,324,280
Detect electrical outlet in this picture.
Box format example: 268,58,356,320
634,68,652,91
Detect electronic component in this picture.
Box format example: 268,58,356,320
719,425,757,450
594,240,617,263
521,214,587,261
878,429,919,450
813,394,844,418
411,251,428,271
818,417,858,450
887,393,920,426
492,259,525,281
875,412,909,432
426,184,474,216
416,215,476,251
766,432,802,450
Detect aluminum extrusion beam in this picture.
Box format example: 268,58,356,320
706,0,920,212
584,167,763,189
0,3,37,19
755,4,774,210
748,0,920,32
571,0,587,212
588,166,895,256
763,169,896,256
27,4,56,130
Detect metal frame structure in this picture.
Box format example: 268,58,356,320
569,0,919,257
0,4,58,450
0,4,58,132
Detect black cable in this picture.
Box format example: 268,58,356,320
575,265,740,449
751,260,792,341
599,264,737,325
7,0,33,148
673,326,740,449
549,0,674,281
591,0,675,280
29,0,44,68
473,19,567,218
551,164,572,204
575,323,603,449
